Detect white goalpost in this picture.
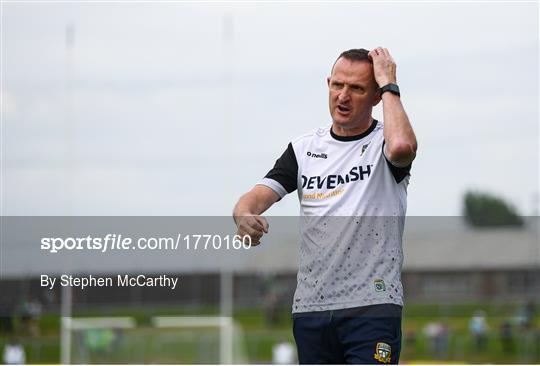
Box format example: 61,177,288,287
152,316,247,364
60,272,241,364
152,316,233,364
61,315,247,364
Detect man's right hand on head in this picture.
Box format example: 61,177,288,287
235,215,269,246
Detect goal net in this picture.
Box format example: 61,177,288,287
65,316,248,364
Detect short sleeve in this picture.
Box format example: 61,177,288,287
259,143,299,198
382,141,412,184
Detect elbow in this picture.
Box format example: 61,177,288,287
386,140,417,165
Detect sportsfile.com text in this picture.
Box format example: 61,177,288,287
40,234,253,253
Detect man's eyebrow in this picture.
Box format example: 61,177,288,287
331,79,365,88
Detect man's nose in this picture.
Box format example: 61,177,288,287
338,86,351,102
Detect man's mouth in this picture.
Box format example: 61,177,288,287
337,104,351,114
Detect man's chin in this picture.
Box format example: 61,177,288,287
332,116,352,127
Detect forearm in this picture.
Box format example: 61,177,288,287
233,192,264,218
368,46,417,166
382,93,417,166
233,186,278,223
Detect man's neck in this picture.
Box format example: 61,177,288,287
332,117,374,137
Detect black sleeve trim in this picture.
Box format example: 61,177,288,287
382,141,412,184
264,143,299,193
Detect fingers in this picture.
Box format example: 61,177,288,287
381,48,395,64
249,216,266,233
369,46,396,86
255,216,269,233
236,215,269,246
368,48,385,64
370,47,391,59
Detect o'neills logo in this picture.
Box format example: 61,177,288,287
302,164,372,190
307,151,327,159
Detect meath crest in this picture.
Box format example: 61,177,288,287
374,342,391,363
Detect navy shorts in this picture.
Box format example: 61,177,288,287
292,304,402,364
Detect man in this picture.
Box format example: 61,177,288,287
233,47,417,364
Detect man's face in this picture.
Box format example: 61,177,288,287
327,57,381,129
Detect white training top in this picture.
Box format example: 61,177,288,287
259,120,411,313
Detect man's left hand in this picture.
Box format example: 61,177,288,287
368,47,397,87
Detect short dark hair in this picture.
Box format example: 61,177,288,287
339,48,371,62
331,48,372,74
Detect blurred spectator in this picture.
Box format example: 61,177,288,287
20,298,42,337
405,329,417,349
523,300,536,329
469,310,488,350
2,339,25,364
272,341,296,364
423,321,440,355
263,292,280,326
436,323,450,358
499,320,514,353
423,321,449,358
262,275,285,327
516,300,536,329
0,299,15,334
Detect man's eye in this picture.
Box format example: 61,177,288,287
332,82,344,89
